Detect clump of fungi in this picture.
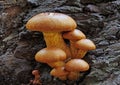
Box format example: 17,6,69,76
26,12,96,81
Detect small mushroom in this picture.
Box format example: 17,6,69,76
50,67,69,80
35,47,66,68
63,29,86,58
63,29,86,41
74,39,96,58
65,59,89,80
65,59,89,72
30,70,41,85
26,12,77,58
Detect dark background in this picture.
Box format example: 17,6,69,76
0,0,120,85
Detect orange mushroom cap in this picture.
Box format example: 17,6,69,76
65,59,89,72
74,39,96,50
26,12,77,32
63,29,86,41
35,47,66,63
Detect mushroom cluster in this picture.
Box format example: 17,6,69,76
26,12,96,81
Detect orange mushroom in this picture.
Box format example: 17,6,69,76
65,59,89,72
74,39,96,58
63,29,86,58
65,59,89,80
63,29,86,41
35,47,66,68
26,12,77,58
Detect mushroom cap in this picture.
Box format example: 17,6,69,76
35,47,66,63
74,39,96,50
63,29,86,41
26,12,77,32
32,70,39,75
50,67,68,77
65,59,89,72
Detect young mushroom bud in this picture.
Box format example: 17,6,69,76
31,70,41,85
35,47,66,68
63,29,86,58
74,39,96,58
50,67,69,80
65,59,89,80
26,12,77,58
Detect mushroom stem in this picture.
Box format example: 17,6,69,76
70,41,78,58
43,32,71,58
47,61,65,68
75,50,87,58
58,76,67,80
68,71,80,80
74,39,96,59
50,67,69,80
